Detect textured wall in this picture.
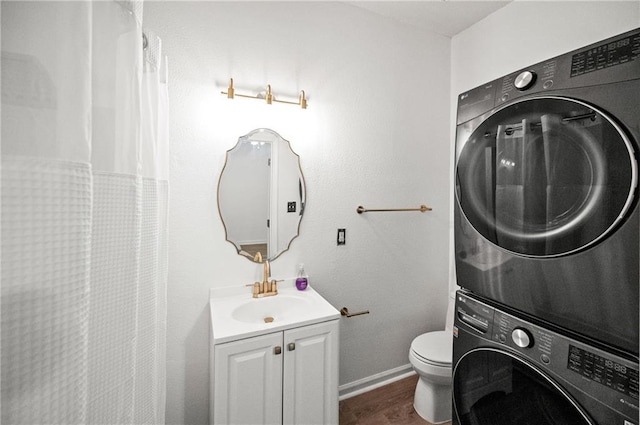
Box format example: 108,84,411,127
144,1,639,423
143,3,451,424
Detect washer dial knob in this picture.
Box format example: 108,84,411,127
512,328,533,348
514,71,536,91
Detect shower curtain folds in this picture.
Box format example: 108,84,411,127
1,1,169,424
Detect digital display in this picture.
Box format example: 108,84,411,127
568,345,639,400
570,33,640,77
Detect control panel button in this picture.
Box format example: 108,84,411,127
514,71,537,91
512,328,533,348
543,80,554,89
541,354,550,364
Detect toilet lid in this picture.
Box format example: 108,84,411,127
411,330,453,366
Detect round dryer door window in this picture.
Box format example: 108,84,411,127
453,349,593,425
455,96,637,257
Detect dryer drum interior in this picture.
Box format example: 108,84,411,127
455,96,637,258
453,349,594,425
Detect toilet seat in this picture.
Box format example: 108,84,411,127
410,331,452,367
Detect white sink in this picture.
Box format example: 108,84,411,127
210,281,340,344
231,294,312,324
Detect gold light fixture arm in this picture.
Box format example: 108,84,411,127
265,84,273,104
225,78,235,98
299,90,307,109
221,78,308,109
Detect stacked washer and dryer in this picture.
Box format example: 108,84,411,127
452,29,640,425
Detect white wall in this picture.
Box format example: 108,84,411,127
143,3,451,424
144,2,639,423
449,1,640,293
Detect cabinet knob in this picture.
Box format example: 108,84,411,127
288,343,296,351
274,346,282,355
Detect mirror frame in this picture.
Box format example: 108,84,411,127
217,128,306,263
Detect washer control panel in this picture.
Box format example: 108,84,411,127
512,328,533,348
454,291,639,419
568,344,639,401
455,292,493,335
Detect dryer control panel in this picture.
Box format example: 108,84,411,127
570,31,640,77
456,27,640,125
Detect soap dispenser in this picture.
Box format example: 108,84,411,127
295,264,308,291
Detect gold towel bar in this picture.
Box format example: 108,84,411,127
340,307,370,318
356,205,432,214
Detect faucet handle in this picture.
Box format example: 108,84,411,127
245,282,260,297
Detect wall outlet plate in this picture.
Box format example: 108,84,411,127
337,228,346,245
287,201,296,213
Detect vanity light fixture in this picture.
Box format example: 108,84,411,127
221,78,308,109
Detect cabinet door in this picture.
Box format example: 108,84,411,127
283,320,339,425
213,332,283,425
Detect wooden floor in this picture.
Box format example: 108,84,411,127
339,375,453,425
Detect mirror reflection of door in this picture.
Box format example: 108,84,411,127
220,140,271,260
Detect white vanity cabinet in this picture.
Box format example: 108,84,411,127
213,332,284,425
212,319,339,425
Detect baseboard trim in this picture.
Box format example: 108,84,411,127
338,364,416,401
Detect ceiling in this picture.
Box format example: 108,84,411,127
346,1,512,37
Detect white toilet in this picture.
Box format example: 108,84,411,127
408,295,455,424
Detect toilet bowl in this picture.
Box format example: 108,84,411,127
409,331,453,424
408,294,455,424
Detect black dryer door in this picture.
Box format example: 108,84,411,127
453,348,593,425
456,96,637,257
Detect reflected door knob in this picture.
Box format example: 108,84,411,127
514,71,536,91
512,328,533,348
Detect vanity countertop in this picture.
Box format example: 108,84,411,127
210,281,340,344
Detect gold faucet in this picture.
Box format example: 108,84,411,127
262,260,270,293
248,259,279,298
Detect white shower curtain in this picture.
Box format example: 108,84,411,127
1,1,169,423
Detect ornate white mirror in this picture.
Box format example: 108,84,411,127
217,129,306,263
